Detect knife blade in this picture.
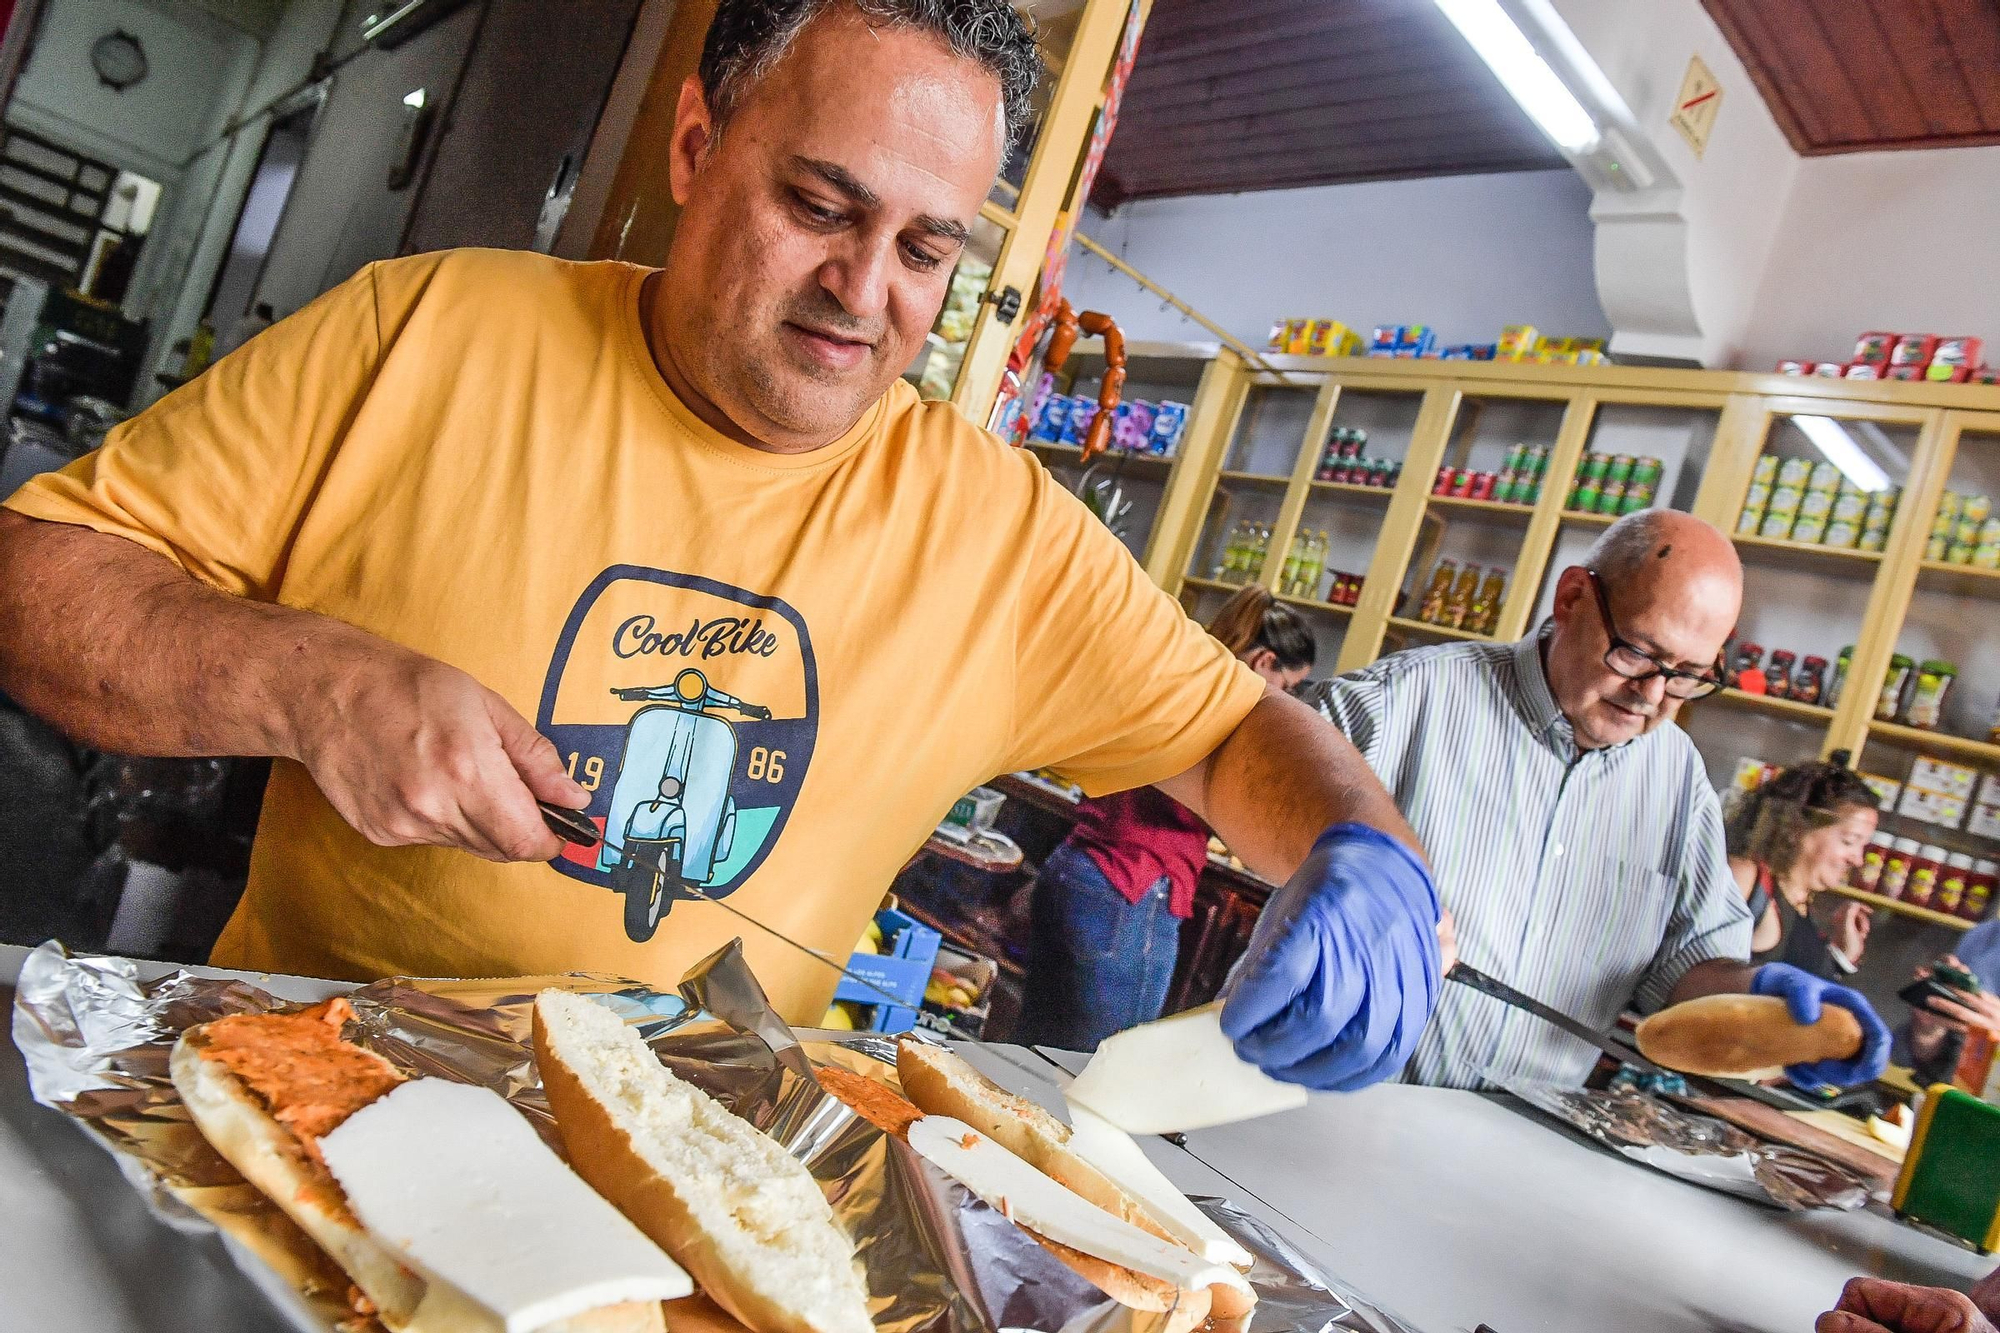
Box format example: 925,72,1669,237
536,800,915,1012
1446,961,1669,1077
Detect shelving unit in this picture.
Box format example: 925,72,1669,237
1868,719,2000,765
1384,615,1489,643
1142,356,2000,938
1732,533,1884,566
1702,688,1837,724
1826,885,1976,933
1276,592,1354,616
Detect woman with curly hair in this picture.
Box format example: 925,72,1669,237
1725,761,1880,981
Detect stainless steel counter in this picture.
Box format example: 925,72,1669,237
4,943,1990,1333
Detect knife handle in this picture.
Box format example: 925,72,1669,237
538,801,600,847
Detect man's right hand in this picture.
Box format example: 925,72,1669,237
1817,1277,1996,1333
286,636,589,862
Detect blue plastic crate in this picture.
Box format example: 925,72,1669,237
834,908,941,1034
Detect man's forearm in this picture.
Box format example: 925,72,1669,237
1157,687,1422,885
1667,957,1760,1005
0,511,338,757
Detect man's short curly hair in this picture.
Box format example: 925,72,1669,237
698,0,1042,152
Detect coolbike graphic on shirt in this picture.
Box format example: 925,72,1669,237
536,565,817,943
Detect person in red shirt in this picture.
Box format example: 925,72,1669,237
1018,587,1316,1051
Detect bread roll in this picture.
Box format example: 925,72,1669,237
896,1038,1247,1326
532,990,872,1333
174,1001,665,1333
1635,993,1864,1078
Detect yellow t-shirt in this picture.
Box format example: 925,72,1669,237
4,249,1263,1021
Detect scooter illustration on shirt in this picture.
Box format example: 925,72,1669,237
601,668,772,942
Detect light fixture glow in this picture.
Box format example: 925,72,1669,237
1434,0,1602,154
1792,415,1892,493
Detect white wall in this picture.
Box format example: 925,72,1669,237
1547,0,1798,368
7,0,260,183
1739,146,2000,369
1060,169,1610,350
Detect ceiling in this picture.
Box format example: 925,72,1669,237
1700,0,2000,155
1092,0,1568,208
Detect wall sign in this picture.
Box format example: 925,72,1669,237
1670,54,1722,158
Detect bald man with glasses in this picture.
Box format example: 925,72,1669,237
1312,510,1890,1090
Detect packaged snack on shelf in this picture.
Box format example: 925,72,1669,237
1060,397,1099,446
1147,399,1189,456
1112,399,1155,451
1449,469,1475,498
1396,325,1436,356
1800,487,1837,519
1777,456,1814,487
1899,786,1967,829
1369,326,1399,356
1442,562,1482,629
1877,654,1914,720
1858,773,1901,810
1886,364,1925,381
1759,509,1797,540
1844,364,1880,380
1891,333,1940,367
1853,331,1898,366
1831,489,1869,523
1914,756,1978,800
1880,838,1919,899
1600,480,1630,515
1791,515,1828,544
1265,320,1291,351
1926,362,1972,383
1906,657,1958,728
1776,360,1811,375
1858,526,1888,553
1972,801,2000,843
1949,541,1976,565
1812,362,1847,378
1497,324,1539,358
1621,480,1654,514
1731,756,1779,791
1808,461,1842,490
1753,454,1781,484
1823,519,1860,548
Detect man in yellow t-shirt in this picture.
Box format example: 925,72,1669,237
0,0,1440,1089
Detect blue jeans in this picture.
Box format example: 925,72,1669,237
1017,842,1182,1052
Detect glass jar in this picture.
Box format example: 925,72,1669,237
1906,844,1949,908
1731,641,1766,694
1939,854,1976,915
1966,861,1998,922
1879,837,1920,900
1792,655,1827,706
1765,650,1797,699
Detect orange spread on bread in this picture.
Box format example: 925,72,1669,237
198,998,403,1151
812,1065,925,1138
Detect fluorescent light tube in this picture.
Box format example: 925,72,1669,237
1435,0,1602,153
1791,415,1892,493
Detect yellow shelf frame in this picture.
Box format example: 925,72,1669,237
1826,885,1976,933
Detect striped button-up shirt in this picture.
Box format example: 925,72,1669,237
1313,627,1751,1089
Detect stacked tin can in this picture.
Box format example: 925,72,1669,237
1567,453,1661,516
1928,491,2000,568
1737,454,1898,550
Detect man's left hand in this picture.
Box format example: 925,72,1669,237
1817,1278,1996,1333
1752,962,1891,1088
1220,823,1441,1091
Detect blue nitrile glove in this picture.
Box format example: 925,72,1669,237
1219,823,1442,1091
1750,962,1891,1089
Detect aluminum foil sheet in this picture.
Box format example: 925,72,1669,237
13,943,1413,1333
1503,1079,1870,1211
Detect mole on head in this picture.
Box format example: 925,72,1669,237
1657,544,1672,559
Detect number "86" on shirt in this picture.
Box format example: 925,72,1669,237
746,748,787,782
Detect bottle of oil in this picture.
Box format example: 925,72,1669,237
1247,525,1271,582
1443,562,1483,629
1281,532,1304,595
1468,567,1508,635
1417,559,1457,623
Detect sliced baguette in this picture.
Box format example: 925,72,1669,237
173,1005,667,1333
896,1038,1249,1324
532,990,872,1333
171,1030,428,1330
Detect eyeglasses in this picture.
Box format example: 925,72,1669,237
1585,569,1724,699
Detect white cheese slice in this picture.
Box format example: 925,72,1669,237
318,1078,693,1332
1061,1102,1254,1269
1063,1002,1307,1135
907,1114,1250,1297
